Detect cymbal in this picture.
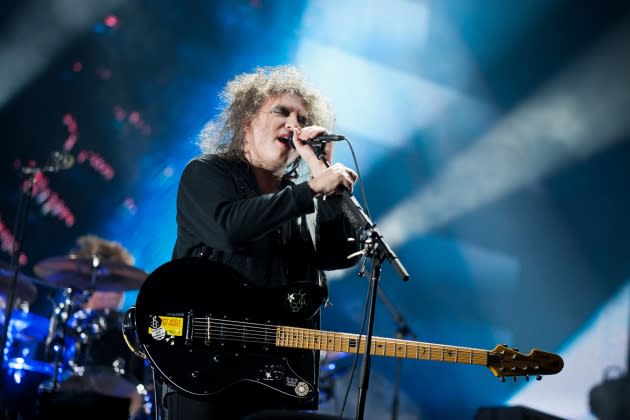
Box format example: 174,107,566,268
33,256,147,291
0,261,38,303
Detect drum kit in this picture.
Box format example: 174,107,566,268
0,256,152,419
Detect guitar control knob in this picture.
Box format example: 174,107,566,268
212,355,221,364
525,375,530,382
500,377,506,383
536,375,542,381
191,370,200,379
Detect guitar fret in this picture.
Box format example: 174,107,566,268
396,340,404,358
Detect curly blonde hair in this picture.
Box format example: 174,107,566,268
198,65,335,178
69,235,135,266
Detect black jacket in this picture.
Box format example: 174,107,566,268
168,154,361,412
173,154,361,287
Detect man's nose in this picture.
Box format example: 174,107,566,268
285,112,300,128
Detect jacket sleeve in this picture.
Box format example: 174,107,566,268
312,194,362,270
176,157,315,250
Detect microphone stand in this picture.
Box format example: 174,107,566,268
0,155,70,411
310,144,409,420
0,169,37,411
376,286,418,420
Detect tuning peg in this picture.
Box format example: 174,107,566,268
536,375,542,381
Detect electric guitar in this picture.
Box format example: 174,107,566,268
127,258,564,399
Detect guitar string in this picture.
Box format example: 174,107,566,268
190,318,487,357
178,332,489,363
151,318,530,368
182,320,487,362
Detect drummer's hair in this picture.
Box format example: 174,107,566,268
70,235,135,266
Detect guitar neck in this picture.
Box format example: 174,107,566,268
276,326,488,367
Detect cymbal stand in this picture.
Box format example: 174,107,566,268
43,287,77,392
43,256,100,391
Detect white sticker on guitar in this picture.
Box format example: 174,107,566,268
151,327,166,341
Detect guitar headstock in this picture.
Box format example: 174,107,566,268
487,345,564,381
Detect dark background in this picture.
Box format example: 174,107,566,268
1,1,629,419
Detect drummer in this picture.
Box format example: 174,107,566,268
67,234,134,311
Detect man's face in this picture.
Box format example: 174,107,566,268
243,94,307,173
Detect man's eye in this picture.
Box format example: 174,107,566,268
271,108,290,117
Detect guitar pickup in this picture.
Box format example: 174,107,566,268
185,310,194,346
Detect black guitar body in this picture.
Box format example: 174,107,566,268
134,258,325,400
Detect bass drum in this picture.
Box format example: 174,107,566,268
58,309,152,417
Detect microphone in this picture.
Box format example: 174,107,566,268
283,133,346,149
49,151,75,171
20,151,76,175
